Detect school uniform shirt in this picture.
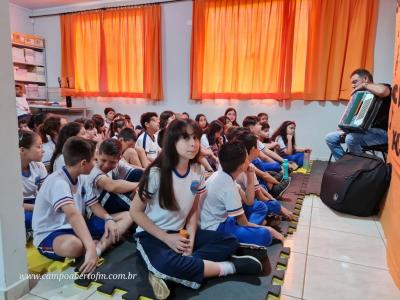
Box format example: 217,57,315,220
200,134,211,149
136,163,206,233
53,155,65,172
257,140,266,152
16,96,31,117
275,135,287,156
235,171,261,192
32,166,97,247
21,161,48,204
87,159,136,199
199,170,244,231
42,137,55,167
136,131,161,160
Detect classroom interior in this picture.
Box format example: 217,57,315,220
1,0,400,299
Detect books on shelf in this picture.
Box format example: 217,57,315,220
26,84,46,99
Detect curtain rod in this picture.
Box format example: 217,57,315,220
29,0,190,18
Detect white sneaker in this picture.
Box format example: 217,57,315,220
148,272,170,300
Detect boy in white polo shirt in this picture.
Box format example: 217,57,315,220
135,112,160,161
32,137,131,273
200,141,284,248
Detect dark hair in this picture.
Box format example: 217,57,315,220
138,119,202,211
99,138,123,157
230,131,258,154
224,107,239,126
217,116,231,126
351,69,373,82
109,119,126,138
38,116,63,143
159,110,175,129
225,126,250,141
124,114,132,122
218,141,247,174
261,122,270,130
157,128,166,148
29,112,47,130
271,121,297,149
140,112,158,129
181,112,190,118
257,112,268,120
113,113,124,120
63,137,96,167
242,115,259,128
92,114,105,133
49,122,83,173
118,127,137,142
104,107,115,115
18,130,39,149
205,120,224,146
74,117,86,124
84,119,95,131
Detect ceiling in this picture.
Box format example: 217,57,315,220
10,0,101,10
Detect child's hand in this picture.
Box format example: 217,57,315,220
79,246,97,274
164,233,190,254
105,219,120,244
281,206,294,220
265,226,284,242
246,163,256,175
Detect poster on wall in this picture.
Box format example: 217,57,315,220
381,0,400,288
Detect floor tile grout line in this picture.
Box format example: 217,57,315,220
306,253,389,271
28,293,48,300
300,194,313,299
308,225,383,239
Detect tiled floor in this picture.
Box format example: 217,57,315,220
19,195,400,300
282,194,400,300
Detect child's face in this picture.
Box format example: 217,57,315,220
82,155,96,174
168,114,176,126
198,116,207,129
19,123,31,131
248,146,260,161
86,128,97,140
250,123,262,136
287,124,296,135
226,110,236,122
60,118,68,128
175,128,200,161
15,86,24,97
106,111,115,121
259,115,268,124
146,116,160,133
22,136,44,162
77,126,88,139
98,153,120,173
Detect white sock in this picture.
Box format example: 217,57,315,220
218,261,236,276
96,246,102,257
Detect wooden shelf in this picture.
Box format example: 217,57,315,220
13,61,45,67
12,42,44,51
15,79,46,85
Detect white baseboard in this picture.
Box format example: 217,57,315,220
0,278,29,300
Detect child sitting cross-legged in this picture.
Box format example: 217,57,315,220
200,141,284,249
130,119,262,300
32,137,132,273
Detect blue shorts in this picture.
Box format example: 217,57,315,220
37,229,76,261
86,215,105,240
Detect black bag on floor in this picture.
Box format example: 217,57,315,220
320,152,391,216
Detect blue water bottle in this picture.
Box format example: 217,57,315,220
282,159,289,180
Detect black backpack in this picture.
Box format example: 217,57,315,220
320,152,391,217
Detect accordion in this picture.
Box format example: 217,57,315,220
338,91,382,133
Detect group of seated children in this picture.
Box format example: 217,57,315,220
18,106,311,299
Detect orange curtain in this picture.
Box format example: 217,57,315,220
191,0,378,101
380,2,400,288
60,5,163,99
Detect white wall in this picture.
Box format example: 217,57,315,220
1,2,29,300
11,0,397,159
9,3,33,34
